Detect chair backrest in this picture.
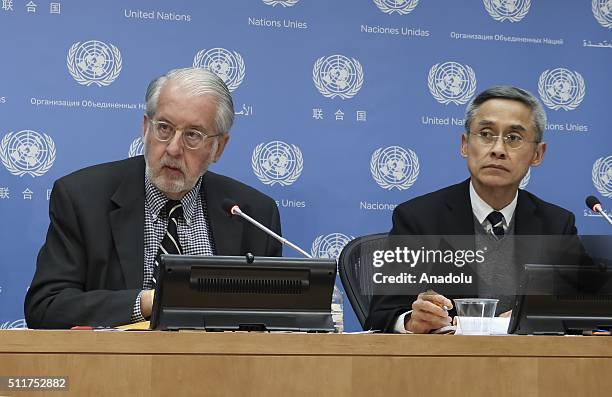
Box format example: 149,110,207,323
338,233,388,329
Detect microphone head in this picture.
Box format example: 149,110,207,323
586,195,601,211
222,199,239,216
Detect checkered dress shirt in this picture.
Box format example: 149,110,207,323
131,174,215,322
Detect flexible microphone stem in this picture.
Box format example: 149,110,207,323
597,207,612,225
232,206,312,258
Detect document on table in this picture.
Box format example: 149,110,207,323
454,317,510,335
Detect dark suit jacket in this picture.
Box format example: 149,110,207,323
365,179,584,332
24,156,282,329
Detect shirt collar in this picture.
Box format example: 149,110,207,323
145,173,202,225
469,179,517,227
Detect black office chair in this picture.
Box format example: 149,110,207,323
338,233,388,329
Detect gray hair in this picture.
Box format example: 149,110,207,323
464,86,547,142
145,67,234,134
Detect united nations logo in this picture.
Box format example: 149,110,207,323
193,48,246,92
128,137,144,158
592,0,612,28
67,40,122,87
373,0,419,15
1,130,56,177
263,0,299,6
519,168,531,189
428,61,476,105
538,68,585,111
311,233,355,259
371,146,419,190
0,318,27,329
592,156,612,198
313,55,364,100
483,0,531,22
252,141,303,186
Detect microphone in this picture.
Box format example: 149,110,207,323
585,195,612,225
222,199,312,258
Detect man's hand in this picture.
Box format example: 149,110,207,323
140,289,155,319
405,291,453,334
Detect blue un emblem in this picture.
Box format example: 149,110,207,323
262,0,299,6
67,40,122,87
371,146,420,190
592,156,612,198
483,0,531,22
538,68,585,111
313,54,364,99
1,130,56,177
372,0,420,15
252,141,303,186
193,48,246,92
428,61,476,105
592,0,612,28
311,233,355,259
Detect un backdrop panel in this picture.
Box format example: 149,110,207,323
0,1,610,331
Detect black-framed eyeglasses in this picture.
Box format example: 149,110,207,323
149,120,221,150
469,131,539,150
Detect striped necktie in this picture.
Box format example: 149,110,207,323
486,211,505,239
153,200,183,285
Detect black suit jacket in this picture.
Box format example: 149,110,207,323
24,156,282,329
365,179,584,332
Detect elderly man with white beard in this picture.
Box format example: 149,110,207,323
25,68,282,329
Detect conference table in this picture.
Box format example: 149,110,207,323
1,330,611,396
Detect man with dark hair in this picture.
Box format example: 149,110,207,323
25,68,282,329
366,86,584,334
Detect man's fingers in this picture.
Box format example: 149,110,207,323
407,293,454,333
412,299,449,317
410,318,452,332
423,294,453,310
411,310,452,328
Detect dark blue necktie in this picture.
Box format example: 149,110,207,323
486,211,505,239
